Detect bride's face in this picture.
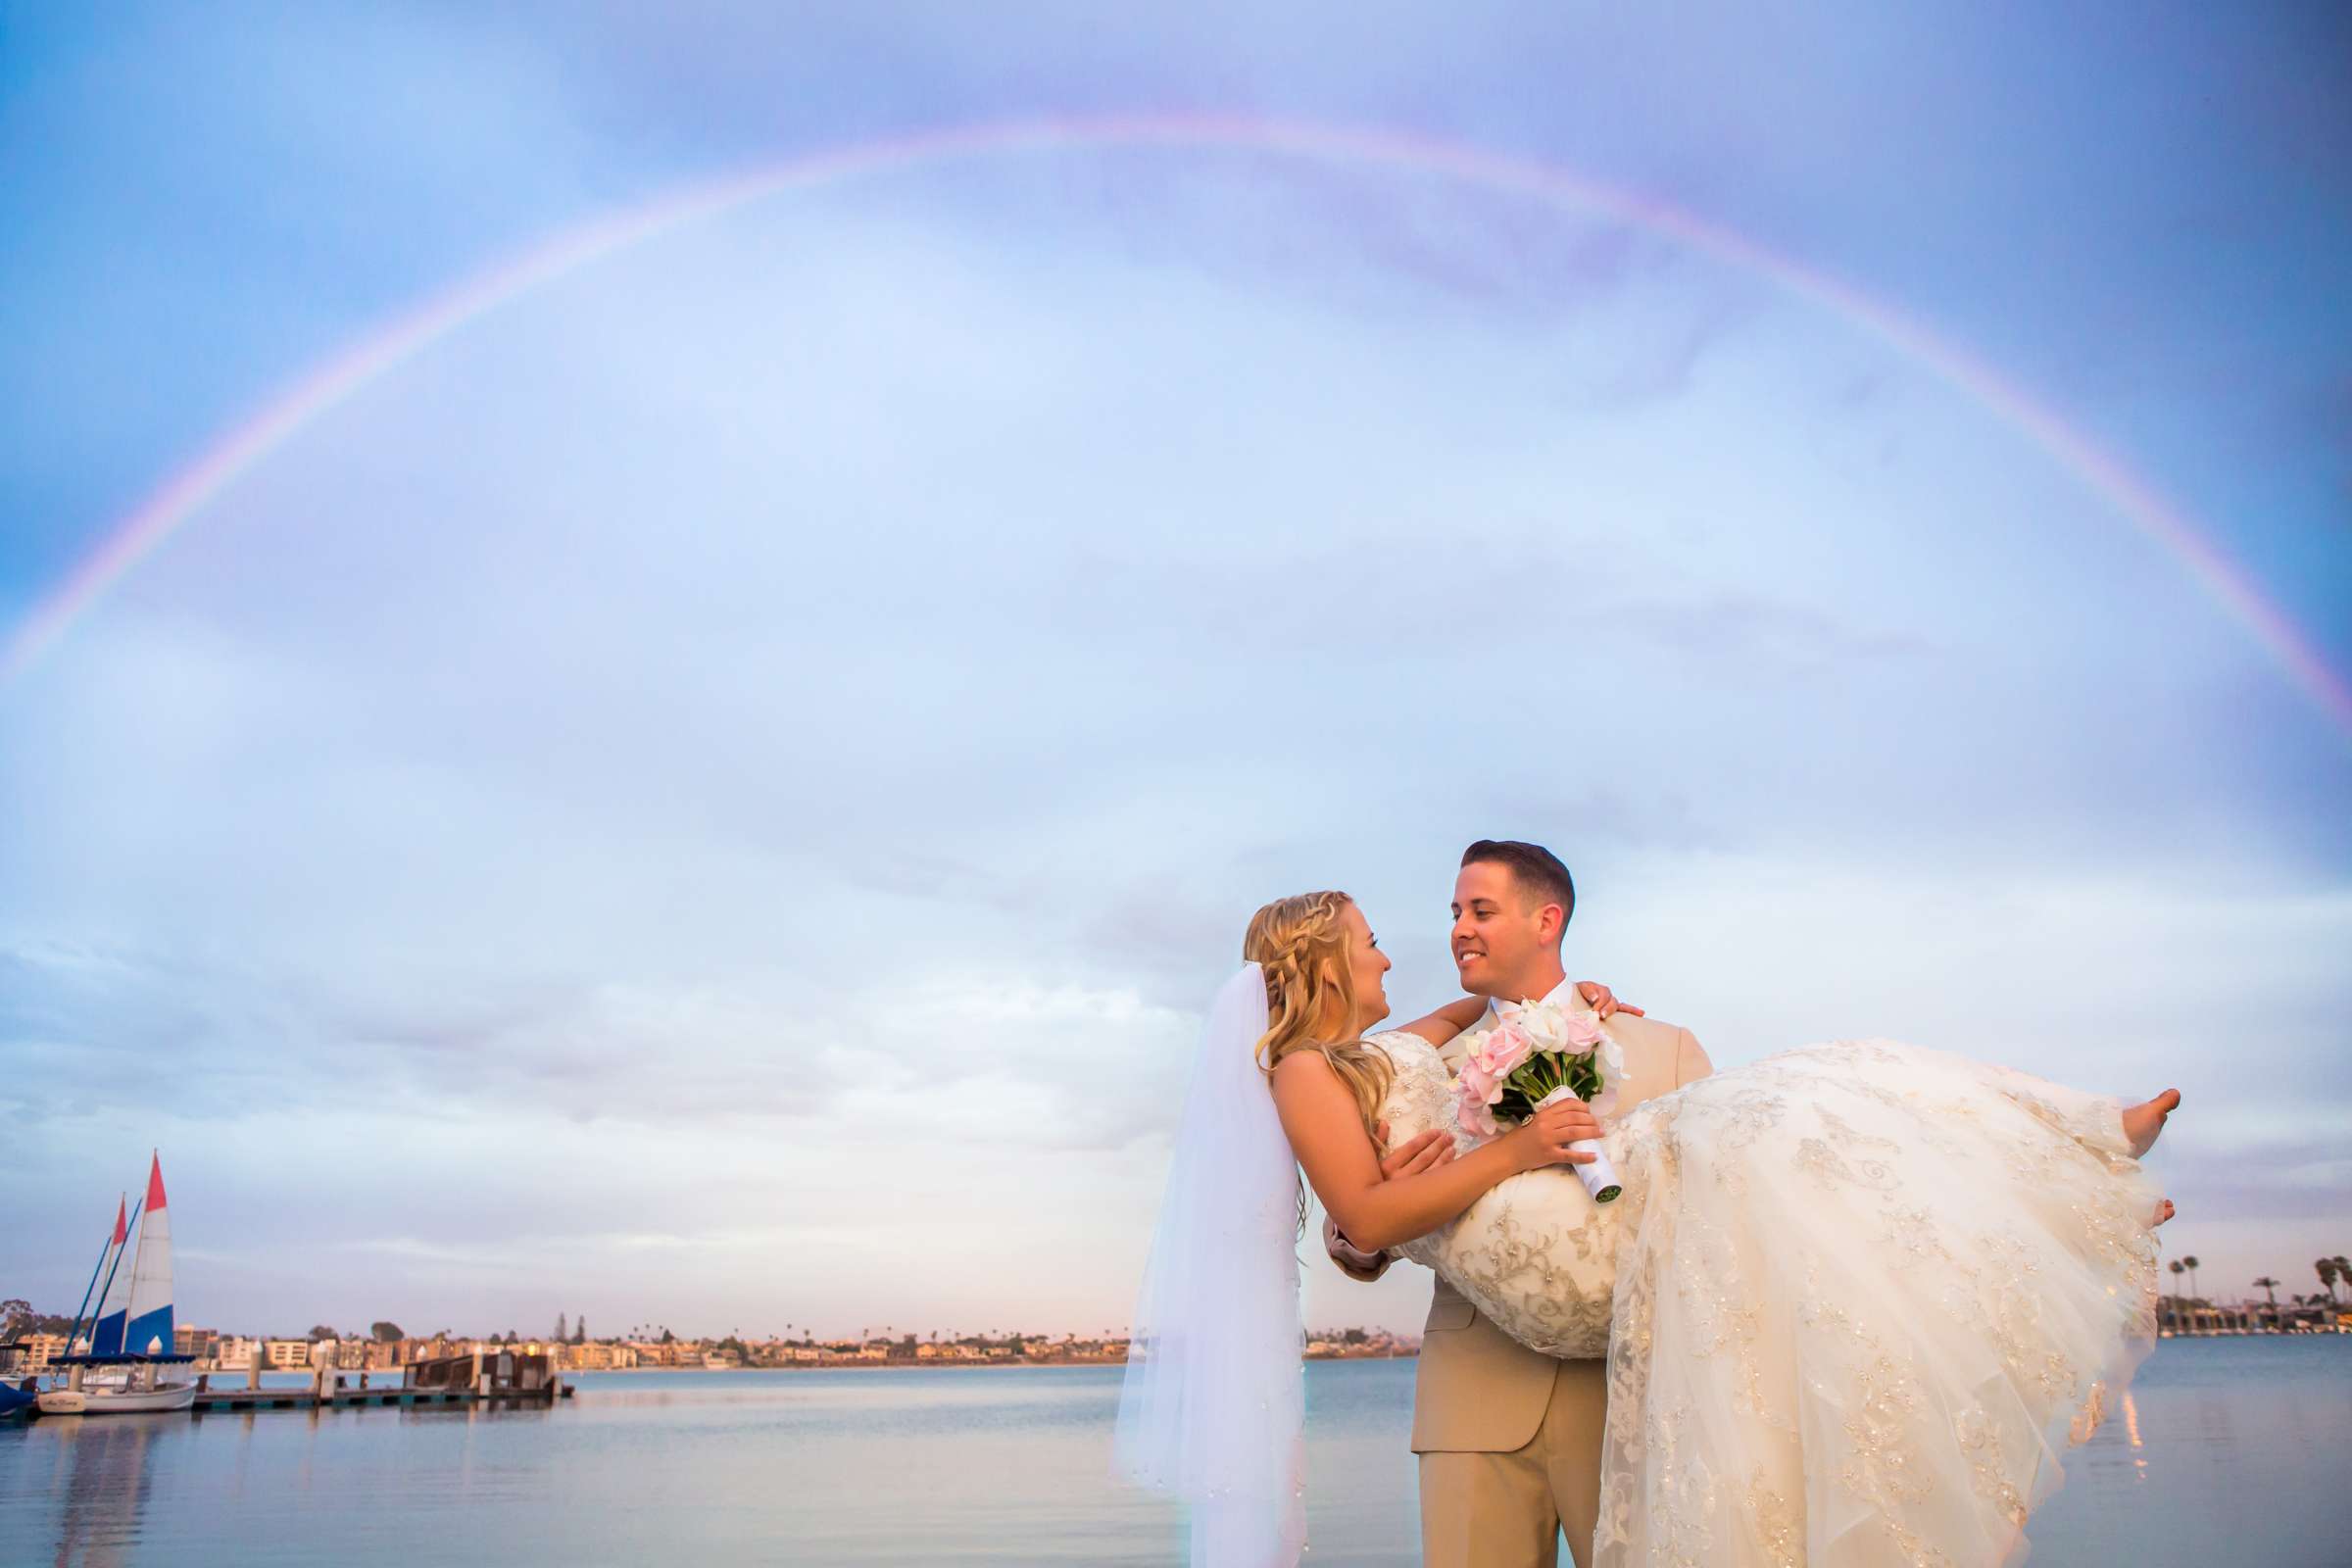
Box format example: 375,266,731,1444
1339,901,1393,1032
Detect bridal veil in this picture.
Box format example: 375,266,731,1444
1115,961,1307,1567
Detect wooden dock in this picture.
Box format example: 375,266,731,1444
192,1385,569,1414
184,1349,568,1415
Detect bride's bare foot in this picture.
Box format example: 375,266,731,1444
2123,1088,2180,1158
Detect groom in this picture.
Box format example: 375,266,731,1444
1327,839,1713,1568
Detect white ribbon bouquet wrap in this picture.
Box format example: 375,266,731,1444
1453,1000,1628,1204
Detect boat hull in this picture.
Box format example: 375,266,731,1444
35,1382,196,1415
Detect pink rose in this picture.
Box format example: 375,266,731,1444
1562,1012,1605,1050
1480,1023,1534,1078
1454,1046,1515,1143
1457,1096,1501,1140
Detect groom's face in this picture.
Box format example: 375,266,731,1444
1450,860,1552,999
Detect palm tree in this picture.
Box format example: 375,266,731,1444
2319,1258,2342,1306
2253,1277,2280,1324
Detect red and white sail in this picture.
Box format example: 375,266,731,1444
121,1153,175,1358
83,1196,130,1354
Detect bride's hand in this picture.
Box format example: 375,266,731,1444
1506,1098,1601,1172
1576,981,1644,1019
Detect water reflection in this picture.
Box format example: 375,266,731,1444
41,1417,160,1568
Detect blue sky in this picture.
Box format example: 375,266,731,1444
2,3,2347,1339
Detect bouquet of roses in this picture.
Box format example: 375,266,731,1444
1454,1000,1628,1204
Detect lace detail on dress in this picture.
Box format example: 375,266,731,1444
1592,1040,2161,1567
1361,1030,2162,1565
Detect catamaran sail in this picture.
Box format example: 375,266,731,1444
89,1194,140,1357
69,1197,129,1355
122,1154,174,1358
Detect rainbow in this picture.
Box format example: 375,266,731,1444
6,112,2347,737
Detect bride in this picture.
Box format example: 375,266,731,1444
1116,887,2176,1568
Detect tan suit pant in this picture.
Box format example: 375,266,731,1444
1417,1356,1606,1568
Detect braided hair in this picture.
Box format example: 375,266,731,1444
1244,891,1395,1137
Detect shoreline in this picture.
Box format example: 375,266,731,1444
156,1326,2350,1384
565,1351,1423,1373
169,1350,1423,1382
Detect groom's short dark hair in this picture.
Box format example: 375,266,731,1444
1461,840,1575,927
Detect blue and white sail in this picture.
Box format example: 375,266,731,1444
89,1194,138,1356
121,1153,175,1358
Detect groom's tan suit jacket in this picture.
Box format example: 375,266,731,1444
1332,999,1711,1567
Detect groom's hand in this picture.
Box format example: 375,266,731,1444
1373,1119,1456,1179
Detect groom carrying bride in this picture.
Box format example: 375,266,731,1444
1325,840,1712,1568
1118,835,2176,1566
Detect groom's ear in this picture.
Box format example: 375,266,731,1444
1534,901,1568,945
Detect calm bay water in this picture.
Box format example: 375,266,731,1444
3,1339,2347,1565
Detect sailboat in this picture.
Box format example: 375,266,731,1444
39,1155,195,1415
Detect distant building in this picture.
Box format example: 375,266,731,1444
266,1340,315,1371
15,1333,71,1370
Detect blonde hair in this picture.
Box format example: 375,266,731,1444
1244,890,1395,1135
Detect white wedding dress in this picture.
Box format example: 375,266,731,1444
1368,1030,2162,1567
